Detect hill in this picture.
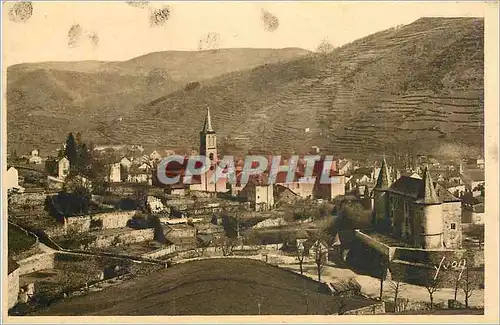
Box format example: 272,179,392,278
6,48,311,154
33,259,372,315
132,17,483,159
8,18,484,159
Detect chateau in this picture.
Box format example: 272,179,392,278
372,158,462,250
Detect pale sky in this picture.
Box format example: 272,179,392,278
2,1,489,66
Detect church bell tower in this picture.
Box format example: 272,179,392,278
200,105,217,164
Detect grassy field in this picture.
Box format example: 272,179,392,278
8,224,37,256
34,259,374,316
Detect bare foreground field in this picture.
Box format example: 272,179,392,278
33,259,374,315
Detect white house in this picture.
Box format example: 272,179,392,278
108,163,121,183
149,150,162,162
6,167,24,193
58,157,70,180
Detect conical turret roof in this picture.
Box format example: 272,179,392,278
416,167,441,204
374,158,392,189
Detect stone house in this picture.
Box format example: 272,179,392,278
240,174,274,211
119,157,132,170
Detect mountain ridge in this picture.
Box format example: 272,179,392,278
7,18,483,160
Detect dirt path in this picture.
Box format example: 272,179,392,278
281,263,484,308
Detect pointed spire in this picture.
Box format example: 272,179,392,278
203,105,214,133
363,185,370,198
417,167,441,204
375,157,392,189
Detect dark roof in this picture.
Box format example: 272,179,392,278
473,203,484,213
461,169,485,182
388,176,422,198
434,183,461,203
388,168,455,204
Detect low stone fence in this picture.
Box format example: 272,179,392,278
173,252,298,266
343,301,385,315
141,244,177,259
87,228,155,249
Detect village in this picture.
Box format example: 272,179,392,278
6,107,485,316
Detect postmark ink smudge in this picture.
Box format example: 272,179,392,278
8,1,33,23
261,9,279,32
68,24,83,48
88,32,100,48
198,32,220,52
126,1,149,9
149,6,170,27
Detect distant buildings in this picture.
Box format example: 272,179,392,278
28,149,42,164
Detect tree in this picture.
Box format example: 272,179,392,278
215,235,238,256
131,183,150,211
379,260,388,300
312,240,328,281
316,39,335,55
389,278,405,312
424,276,441,309
64,133,78,169
296,241,306,275
460,251,482,308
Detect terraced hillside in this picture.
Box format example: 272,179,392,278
6,48,310,154
8,18,483,159
129,17,482,159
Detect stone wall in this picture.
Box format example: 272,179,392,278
16,252,55,276
141,244,177,259
8,268,20,310
87,229,155,249
65,211,136,233
343,301,385,315
8,192,55,208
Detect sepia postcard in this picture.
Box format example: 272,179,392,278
1,1,499,324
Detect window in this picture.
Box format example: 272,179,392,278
451,222,456,230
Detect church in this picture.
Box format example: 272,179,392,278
187,106,229,193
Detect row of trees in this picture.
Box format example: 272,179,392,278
379,251,482,312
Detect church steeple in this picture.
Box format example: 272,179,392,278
202,105,215,134
200,105,217,163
